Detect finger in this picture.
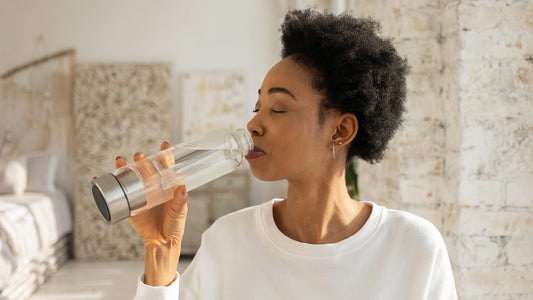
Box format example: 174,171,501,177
115,156,127,169
160,141,171,151
159,149,175,169
133,151,159,180
162,185,188,241
167,185,188,218
133,152,146,162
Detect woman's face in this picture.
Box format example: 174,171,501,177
246,56,337,182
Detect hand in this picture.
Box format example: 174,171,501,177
116,142,188,286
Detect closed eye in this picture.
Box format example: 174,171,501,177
252,108,286,113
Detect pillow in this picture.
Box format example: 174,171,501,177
0,156,27,195
25,152,58,193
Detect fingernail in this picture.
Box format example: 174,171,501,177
181,187,187,196
134,152,142,157
163,141,170,145
115,156,122,161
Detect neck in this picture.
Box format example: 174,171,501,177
274,168,370,244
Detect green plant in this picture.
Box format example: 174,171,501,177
345,159,359,201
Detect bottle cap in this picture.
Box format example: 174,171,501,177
91,168,147,224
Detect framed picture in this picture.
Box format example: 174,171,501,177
180,71,248,140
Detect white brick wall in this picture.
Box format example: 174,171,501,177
459,180,504,206
506,180,533,207
352,0,533,298
507,238,533,266
456,209,532,236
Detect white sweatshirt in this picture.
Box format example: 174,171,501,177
134,200,457,299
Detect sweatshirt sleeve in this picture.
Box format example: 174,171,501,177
131,230,209,300
132,272,180,300
425,236,458,300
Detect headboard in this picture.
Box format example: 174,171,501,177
0,49,76,200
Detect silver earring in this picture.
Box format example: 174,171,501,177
332,141,342,159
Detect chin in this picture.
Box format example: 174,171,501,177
248,165,283,182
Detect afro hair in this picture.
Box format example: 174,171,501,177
280,9,410,164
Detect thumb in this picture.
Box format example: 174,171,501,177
161,185,188,243
167,185,188,219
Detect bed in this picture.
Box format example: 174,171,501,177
0,153,72,300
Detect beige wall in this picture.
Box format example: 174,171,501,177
0,0,293,204
353,0,533,298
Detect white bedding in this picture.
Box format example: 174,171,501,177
0,190,72,298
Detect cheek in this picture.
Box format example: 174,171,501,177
274,119,318,164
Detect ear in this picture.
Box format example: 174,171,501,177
331,113,358,145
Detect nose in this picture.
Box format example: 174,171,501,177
247,113,264,137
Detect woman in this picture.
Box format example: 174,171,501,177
126,9,457,299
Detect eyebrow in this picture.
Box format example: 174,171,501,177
258,87,298,101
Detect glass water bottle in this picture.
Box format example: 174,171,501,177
91,128,253,224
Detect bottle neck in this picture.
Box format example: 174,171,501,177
231,128,254,153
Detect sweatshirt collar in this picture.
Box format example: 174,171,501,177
258,198,383,259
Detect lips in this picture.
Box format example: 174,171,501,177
245,146,264,160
